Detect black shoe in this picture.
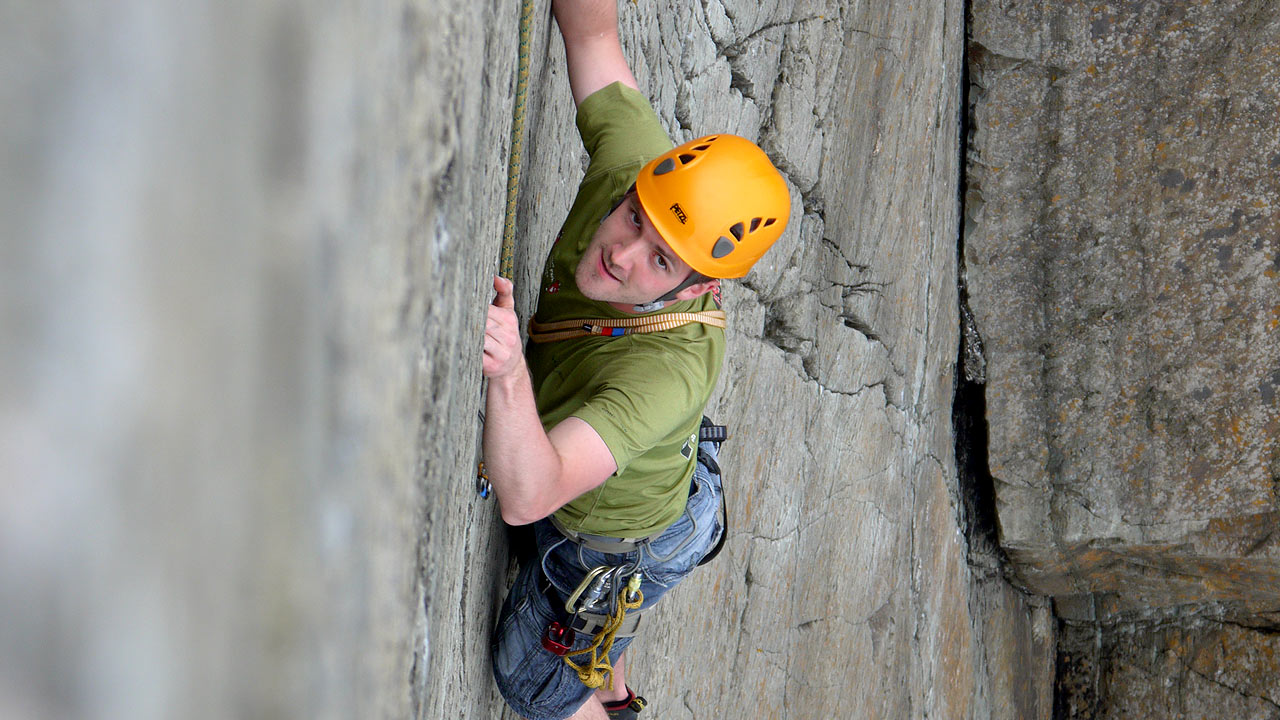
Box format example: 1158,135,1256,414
603,688,647,719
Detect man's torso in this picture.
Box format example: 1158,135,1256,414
527,83,724,538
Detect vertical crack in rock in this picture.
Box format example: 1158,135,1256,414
951,340,1005,574
1053,619,1102,720
954,0,1005,575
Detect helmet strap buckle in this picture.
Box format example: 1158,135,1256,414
631,271,711,314
632,299,666,313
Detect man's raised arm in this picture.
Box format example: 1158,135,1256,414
552,0,639,105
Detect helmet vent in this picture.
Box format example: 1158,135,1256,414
679,153,697,165
763,218,777,227
750,217,762,232
712,236,736,258
730,222,745,241
694,144,711,151
653,157,676,175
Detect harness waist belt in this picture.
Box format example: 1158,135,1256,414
548,514,662,554
570,610,645,639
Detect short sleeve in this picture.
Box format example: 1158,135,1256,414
566,337,713,474
575,82,674,192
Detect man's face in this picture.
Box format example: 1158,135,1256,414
575,193,695,308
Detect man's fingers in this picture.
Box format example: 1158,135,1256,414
492,275,516,310
481,277,522,378
486,304,516,331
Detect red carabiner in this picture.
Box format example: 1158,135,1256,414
542,620,575,656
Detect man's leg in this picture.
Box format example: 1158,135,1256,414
593,653,629,705
565,696,610,720
494,553,607,719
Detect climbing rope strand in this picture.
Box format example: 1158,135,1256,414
500,0,535,281
478,0,535,499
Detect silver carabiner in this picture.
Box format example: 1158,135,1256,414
563,565,612,615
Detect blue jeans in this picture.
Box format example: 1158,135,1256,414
491,441,724,720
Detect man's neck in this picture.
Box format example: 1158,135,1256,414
607,299,669,314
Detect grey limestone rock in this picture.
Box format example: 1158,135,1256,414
967,0,1280,714
967,0,1280,609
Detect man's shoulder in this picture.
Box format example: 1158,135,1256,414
576,82,674,186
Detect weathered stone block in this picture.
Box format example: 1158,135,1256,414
968,0,1280,609
1056,609,1280,719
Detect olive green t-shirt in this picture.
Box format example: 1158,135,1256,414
528,82,725,538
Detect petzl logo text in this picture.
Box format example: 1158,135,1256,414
669,203,688,224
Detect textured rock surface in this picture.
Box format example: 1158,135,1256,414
1055,606,1280,719
1,1,1055,719
1,2,517,717
966,0,1280,715
966,1,1280,608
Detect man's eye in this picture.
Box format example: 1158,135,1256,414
630,211,641,227
655,254,668,270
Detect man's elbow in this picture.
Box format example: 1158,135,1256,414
499,501,551,527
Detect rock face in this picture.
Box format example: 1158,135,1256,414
0,1,1059,719
1,2,520,718
1055,605,1280,719
966,0,1280,714
606,3,1053,717
967,0,1280,614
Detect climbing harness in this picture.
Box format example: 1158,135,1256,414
528,310,726,343
549,516,663,554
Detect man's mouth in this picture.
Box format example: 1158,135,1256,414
599,251,620,282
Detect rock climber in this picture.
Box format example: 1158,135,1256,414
483,1,791,718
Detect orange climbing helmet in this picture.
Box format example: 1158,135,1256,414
635,134,791,279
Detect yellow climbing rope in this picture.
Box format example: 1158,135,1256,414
500,0,535,281
564,575,645,690
479,0,535,500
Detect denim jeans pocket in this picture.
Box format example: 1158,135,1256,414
492,566,545,681
492,561,602,720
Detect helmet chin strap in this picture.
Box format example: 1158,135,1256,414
632,271,709,313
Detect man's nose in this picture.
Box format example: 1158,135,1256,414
613,237,645,267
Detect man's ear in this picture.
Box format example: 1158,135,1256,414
673,278,720,302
